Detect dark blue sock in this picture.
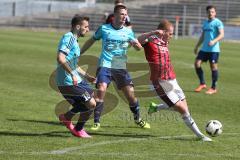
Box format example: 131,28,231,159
70,107,80,114
75,110,93,131
64,105,81,120
211,70,218,89
75,121,85,131
129,100,140,121
195,67,205,84
94,102,104,123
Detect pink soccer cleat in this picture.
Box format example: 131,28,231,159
59,114,74,131
71,128,92,138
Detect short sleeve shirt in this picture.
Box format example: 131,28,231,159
93,24,136,69
201,18,224,52
56,32,83,86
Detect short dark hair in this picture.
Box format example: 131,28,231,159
157,19,173,30
71,14,89,27
114,0,124,5
114,4,127,13
206,5,216,11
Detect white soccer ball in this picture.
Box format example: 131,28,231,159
205,120,223,137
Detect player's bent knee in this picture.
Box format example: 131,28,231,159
85,98,96,110
128,97,137,104
174,102,188,114
210,64,218,70
195,62,201,68
97,83,108,91
98,87,107,92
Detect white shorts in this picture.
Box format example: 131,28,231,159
151,79,185,107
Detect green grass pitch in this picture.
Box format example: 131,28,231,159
0,28,239,160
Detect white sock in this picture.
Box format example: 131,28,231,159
182,112,204,138
156,103,170,111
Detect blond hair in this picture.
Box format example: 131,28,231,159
157,19,173,30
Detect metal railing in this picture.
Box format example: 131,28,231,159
1,0,240,40
0,0,96,17
127,0,240,40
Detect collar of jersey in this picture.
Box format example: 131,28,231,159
110,23,124,30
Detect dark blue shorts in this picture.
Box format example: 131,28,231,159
58,81,94,111
96,67,134,89
196,51,219,63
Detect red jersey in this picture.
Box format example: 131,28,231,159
143,35,176,81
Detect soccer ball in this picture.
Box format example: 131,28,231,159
205,120,223,137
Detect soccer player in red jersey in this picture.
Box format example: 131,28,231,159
137,19,212,141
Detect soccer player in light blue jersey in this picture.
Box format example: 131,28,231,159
105,0,132,28
56,15,96,138
194,5,224,94
81,4,150,130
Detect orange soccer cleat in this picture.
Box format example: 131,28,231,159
205,88,217,95
194,84,207,92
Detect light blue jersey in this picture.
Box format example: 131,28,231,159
201,18,224,52
93,24,136,69
56,32,83,86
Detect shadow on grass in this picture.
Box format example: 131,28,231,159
0,131,70,138
97,125,146,129
182,90,197,93
7,118,61,126
5,119,198,141
0,130,153,139
157,136,198,141
88,132,154,138
7,118,145,129
5,119,153,138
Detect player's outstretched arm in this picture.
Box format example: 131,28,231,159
137,30,165,45
129,39,142,51
81,37,96,55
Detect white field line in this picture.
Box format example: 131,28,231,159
0,133,239,156
0,151,238,158
49,134,197,155
67,152,238,158
32,152,240,158
50,138,141,155
174,61,194,68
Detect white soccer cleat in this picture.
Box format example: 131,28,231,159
201,136,212,142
